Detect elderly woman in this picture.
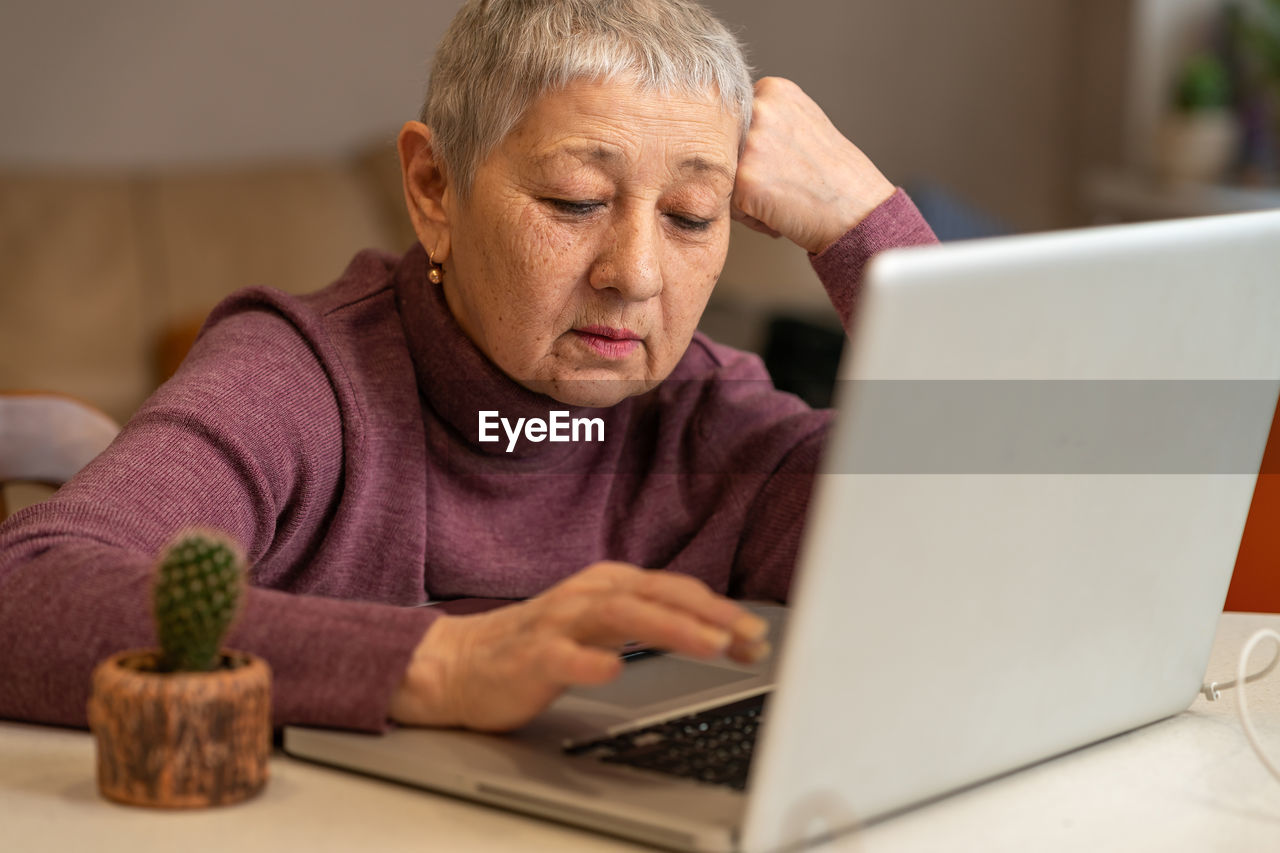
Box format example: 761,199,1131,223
0,0,935,733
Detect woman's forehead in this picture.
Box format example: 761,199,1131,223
501,80,739,179
527,142,735,182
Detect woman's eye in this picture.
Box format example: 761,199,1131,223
546,199,603,216
667,213,712,233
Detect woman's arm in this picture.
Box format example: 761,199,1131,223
1,303,770,734
810,188,942,330
0,307,435,731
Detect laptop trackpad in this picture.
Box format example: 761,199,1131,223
567,656,753,712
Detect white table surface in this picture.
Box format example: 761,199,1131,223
4,612,1280,853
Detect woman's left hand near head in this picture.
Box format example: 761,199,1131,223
388,562,771,732
732,76,896,255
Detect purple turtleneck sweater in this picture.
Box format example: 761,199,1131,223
0,191,936,732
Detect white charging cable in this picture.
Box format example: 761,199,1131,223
1232,629,1280,786
1201,632,1280,701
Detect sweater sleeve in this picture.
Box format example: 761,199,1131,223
810,188,940,332
0,308,436,732
729,189,939,600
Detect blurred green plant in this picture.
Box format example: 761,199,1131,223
1174,53,1234,110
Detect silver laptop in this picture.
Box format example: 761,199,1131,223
285,209,1280,852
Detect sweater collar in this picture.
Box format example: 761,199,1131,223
393,243,612,462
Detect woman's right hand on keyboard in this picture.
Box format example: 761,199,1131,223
387,561,770,731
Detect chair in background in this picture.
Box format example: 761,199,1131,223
0,391,120,522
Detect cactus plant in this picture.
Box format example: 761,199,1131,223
153,531,245,672
89,528,269,808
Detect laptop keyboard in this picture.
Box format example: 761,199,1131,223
564,693,766,791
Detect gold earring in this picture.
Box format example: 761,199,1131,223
428,249,444,285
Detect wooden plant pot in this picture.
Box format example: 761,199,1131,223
87,649,271,808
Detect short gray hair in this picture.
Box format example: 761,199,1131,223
423,0,753,197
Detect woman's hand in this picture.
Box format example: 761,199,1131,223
732,77,896,255
388,562,771,732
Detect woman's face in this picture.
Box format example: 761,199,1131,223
439,78,739,407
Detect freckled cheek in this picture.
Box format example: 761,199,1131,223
512,209,594,278
671,246,726,306
655,250,724,362
489,212,593,353
511,225,567,282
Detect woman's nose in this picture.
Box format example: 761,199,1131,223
589,218,662,301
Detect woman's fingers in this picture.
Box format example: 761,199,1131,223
566,592,731,656
564,563,770,652
568,562,749,632
733,76,895,254
535,634,623,686
630,569,769,644
728,633,772,665
730,206,782,238
391,563,774,732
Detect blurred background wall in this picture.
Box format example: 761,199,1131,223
1,0,1277,421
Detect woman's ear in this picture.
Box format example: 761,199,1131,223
397,121,452,263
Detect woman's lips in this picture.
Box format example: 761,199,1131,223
572,325,641,359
